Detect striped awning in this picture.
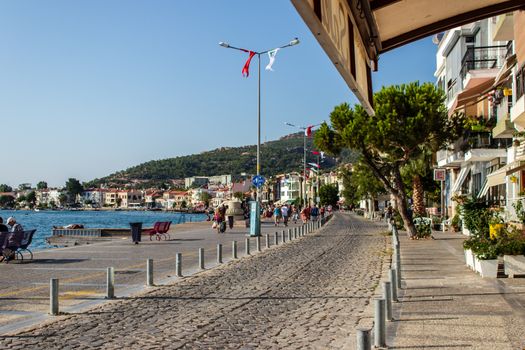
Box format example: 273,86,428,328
478,167,507,198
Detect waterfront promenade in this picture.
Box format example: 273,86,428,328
0,213,389,349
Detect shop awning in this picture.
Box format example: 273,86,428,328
478,167,507,198
450,168,470,194
494,54,517,87
448,77,496,116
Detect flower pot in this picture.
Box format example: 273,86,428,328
474,257,498,278
464,249,474,270
462,226,470,236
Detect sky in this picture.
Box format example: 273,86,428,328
0,0,437,188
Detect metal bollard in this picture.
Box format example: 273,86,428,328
395,249,402,289
107,267,115,298
256,235,261,252
282,230,286,243
176,253,182,277
274,232,279,245
389,268,398,302
245,238,250,255
294,227,297,239
356,328,371,350
374,298,386,348
265,233,270,249
217,244,223,263
50,278,59,316
146,259,154,286
232,241,238,259
199,248,205,270
383,281,393,321
288,229,292,241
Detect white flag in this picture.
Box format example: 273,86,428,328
265,48,280,71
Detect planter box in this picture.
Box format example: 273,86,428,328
504,255,525,278
464,249,475,270
462,227,471,236
474,257,498,278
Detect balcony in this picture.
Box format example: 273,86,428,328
492,115,515,138
462,132,511,161
460,45,507,80
436,149,464,167
511,95,525,129
493,13,514,42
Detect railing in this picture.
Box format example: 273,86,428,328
460,45,507,79
449,131,511,154
517,64,525,100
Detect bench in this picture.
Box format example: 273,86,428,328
0,230,37,263
145,221,172,241
504,255,525,278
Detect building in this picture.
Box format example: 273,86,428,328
278,173,302,204
435,16,514,218
80,189,106,207
184,176,209,189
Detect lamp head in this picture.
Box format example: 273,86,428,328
219,42,230,48
289,38,300,46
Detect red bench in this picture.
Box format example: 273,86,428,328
145,221,172,241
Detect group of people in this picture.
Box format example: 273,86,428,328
265,203,331,227
0,216,24,262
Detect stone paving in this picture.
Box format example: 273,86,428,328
0,213,388,349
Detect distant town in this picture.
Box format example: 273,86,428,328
0,170,347,212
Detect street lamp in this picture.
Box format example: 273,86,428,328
220,38,300,236
285,122,322,207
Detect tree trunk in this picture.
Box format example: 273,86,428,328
396,193,418,238
412,175,426,217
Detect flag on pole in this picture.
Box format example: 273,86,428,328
305,125,313,137
265,48,280,71
309,167,318,173
308,162,320,168
242,51,256,77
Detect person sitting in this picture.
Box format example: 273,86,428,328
0,217,9,232
6,217,23,232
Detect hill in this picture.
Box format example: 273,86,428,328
87,133,359,188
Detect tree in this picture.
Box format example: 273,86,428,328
181,200,187,209
319,184,339,206
65,178,84,203
401,150,438,217
0,184,13,192
315,82,463,238
26,191,37,209
341,161,386,208
0,195,15,208
115,197,122,207
37,181,48,190
58,193,68,207
200,192,211,207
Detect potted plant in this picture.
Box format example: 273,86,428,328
462,238,476,270
451,213,461,232
471,238,499,278
414,216,432,239
488,214,505,240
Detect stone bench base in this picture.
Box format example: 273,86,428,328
504,255,525,278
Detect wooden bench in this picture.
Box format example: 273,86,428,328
145,221,172,241
504,255,525,278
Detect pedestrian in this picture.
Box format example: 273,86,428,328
320,206,325,219
273,205,282,227
310,204,319,222
291,205,299,224
0,217,8,232
281,204,289,227
301,206,310,223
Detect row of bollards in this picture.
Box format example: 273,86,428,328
356,220,402,349
48,215,334,316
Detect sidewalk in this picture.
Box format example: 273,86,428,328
389,231,525,349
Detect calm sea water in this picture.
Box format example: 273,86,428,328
0,210,206,250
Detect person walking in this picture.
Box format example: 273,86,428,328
273,205,282,227
291,205,299,224
310,204,319,222
281,204,289,227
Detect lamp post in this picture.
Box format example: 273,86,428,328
220,38,299,235
285,122,321,207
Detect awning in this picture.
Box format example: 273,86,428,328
450,168,470,194
494,54,517,87
449,77,496,116
478,167,507,198
506,161,525,175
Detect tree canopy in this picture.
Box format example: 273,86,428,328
315,82,464,237
319,184,339,207
0,184,13,192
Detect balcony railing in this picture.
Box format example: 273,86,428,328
517,64,525,100
460,45,507,79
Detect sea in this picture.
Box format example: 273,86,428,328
0,210,206,250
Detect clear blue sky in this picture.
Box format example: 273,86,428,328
0,0,437,187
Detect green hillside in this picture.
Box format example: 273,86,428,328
87,133,358,188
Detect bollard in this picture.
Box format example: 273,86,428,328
288,229,292,241
217,244,223,264
256,235,261,252
176,253,182,277
282,230,286,243
374,298,386,348
146,259,154,286
245,238,250,255
389,269,398,302
383,281,393,321
274,232,279,245
232,241,238,259
107,267,115,299
265,233,270,249
199,248,205,270
294,227,297,239
395,248,402,289
50,278,59,316
356,328,371,350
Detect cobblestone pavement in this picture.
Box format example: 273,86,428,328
0,213,388,349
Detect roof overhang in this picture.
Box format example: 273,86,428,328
291,0,525,115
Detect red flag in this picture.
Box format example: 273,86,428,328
305,125,313,137
242,51,256,77
312,151,320,155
